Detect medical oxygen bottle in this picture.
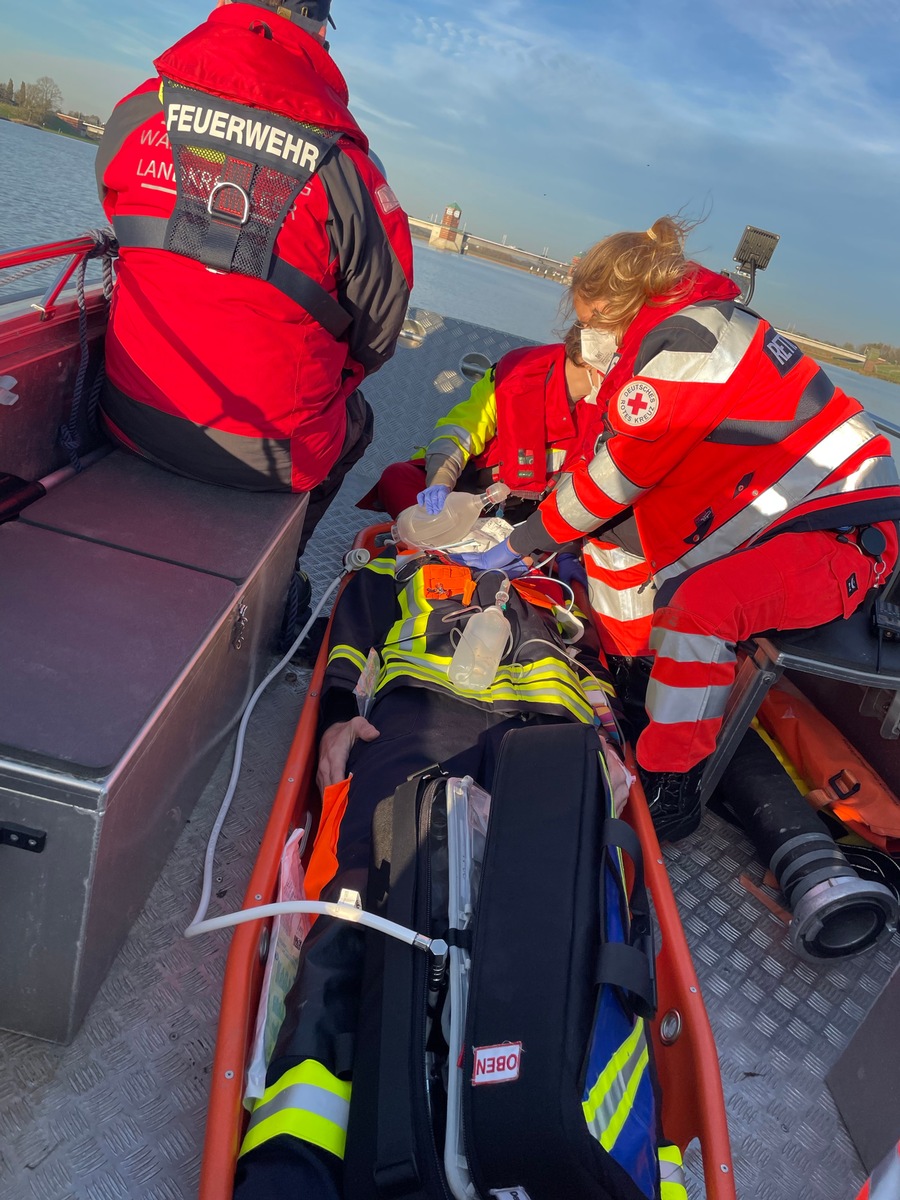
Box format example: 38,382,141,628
394,482,510,551
448,581,512,688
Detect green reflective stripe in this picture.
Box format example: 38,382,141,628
645,677,732,724
390,571,430,654
658,1139,688,1200
364,557,397,576
583,1018,650,1151
327,643,369,673
377,655,594,722
240,1061,351,1160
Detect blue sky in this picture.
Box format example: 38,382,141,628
3,0,899,345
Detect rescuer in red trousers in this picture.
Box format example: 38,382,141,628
96,0,413,553
457,215,900,841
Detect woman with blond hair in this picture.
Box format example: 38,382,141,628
459,215,900,841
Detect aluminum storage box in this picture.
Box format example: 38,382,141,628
0,452,307,1042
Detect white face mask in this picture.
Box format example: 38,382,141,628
580,327,618,374
583,369,602,405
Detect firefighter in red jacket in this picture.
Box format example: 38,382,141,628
357,328,604,521
457,215,900,840
95,0,413,552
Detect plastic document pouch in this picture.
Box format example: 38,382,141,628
244,824,310,1104
443,775,492,1200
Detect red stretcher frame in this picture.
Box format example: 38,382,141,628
199,524,736,1199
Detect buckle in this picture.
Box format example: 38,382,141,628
207,181,251,226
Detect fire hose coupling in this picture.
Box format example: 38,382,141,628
769,832,898,960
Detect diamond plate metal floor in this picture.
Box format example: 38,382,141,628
0,310,897,1200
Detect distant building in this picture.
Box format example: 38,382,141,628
429,203,463,253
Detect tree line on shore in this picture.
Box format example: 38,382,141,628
0,74,100,128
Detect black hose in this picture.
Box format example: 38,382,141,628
717,728,897,958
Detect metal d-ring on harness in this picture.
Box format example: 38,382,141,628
57,228,117,471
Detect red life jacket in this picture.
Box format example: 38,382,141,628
475,344,584,495
98,3,412,492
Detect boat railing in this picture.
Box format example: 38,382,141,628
0,230,115,318
873,414,900,444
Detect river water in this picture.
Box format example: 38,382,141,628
2,118,897,429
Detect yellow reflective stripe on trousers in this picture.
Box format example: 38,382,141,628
326,643,369,674
240,1059,351,1159
582,1017,650,1152
658,1143,688,1199
377,654,594,722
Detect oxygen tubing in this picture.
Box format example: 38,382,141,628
184,550,371,938
186,899,448,958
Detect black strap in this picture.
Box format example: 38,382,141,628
372,773,431,1197
600,816,657,1018
113,214,352,339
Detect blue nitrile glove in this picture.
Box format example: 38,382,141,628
455,538,530,579
556,552,588,590
416,484,451,514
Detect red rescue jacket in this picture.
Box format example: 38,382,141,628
512,266,900,582
96,3,413,491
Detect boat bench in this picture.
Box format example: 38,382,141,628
0,451,307,1043
700,564,900,805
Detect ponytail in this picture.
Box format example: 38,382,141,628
571,214,698,339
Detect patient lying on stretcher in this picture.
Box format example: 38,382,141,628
233,544,632,1200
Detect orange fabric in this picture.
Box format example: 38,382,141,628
422,563,474,600
511,577,567,609
757,681,900,849
303,777,352,905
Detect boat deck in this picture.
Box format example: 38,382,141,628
1,310,897,1200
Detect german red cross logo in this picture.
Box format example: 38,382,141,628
617,381,660,427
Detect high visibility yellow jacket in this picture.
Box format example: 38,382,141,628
320,548,615,730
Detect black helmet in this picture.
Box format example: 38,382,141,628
243,0,334,37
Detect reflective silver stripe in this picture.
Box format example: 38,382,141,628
583,1028,649,1143
809,450,900,500
547,447,566,472
586,444,646,506
587,579,655,622
584,540,648,573
650,626,737,666
426,438,468,469
869,1145,900,1200
553,475,606,534
655,413,880,585
645,678,732,724
640,305,759,385
428,422,472,453
245,1082,350,1135
659,1158,687,1187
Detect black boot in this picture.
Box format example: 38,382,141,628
276,568,313,655
639,760,707,842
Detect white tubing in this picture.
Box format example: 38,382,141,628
184,569,346,938
186,899,437,953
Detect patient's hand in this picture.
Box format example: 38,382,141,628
317,717,381,794
599,735,635,817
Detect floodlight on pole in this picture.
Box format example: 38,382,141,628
731,225,780,305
